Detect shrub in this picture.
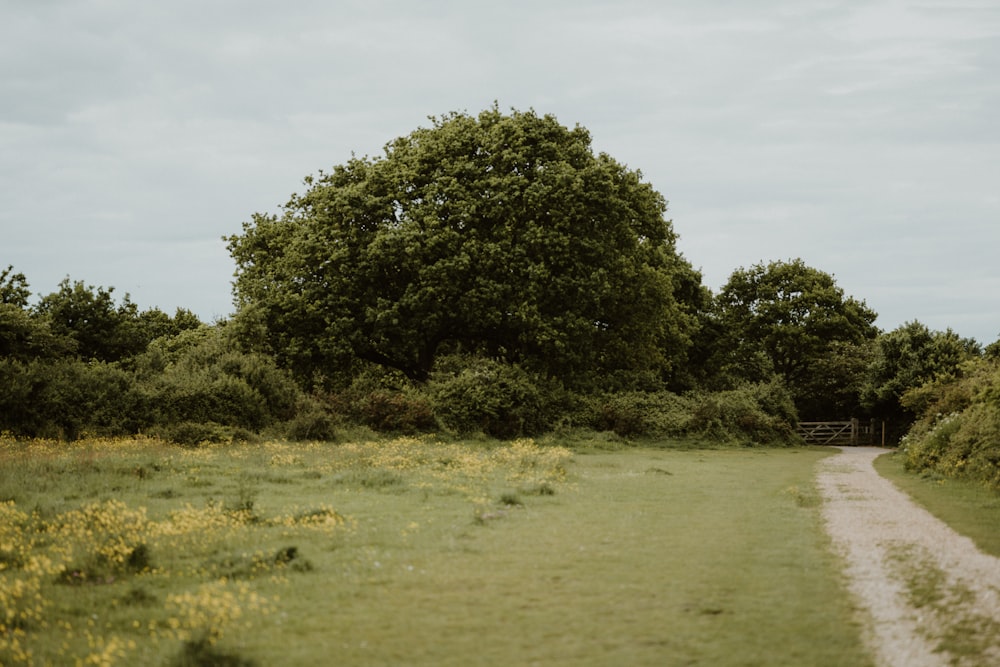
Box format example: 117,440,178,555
902,404,1000,489
153,422,230,447
429,356,558,439
898,359,1000,488
688,383,798,445
324,365,436,434
148,377,261,430
283,398,337,442
51,500,154,584
172,638,258,667
589,382,798,444
953,404,1000,489
0,358,146,439
215,350,299,422
591,391,692,438
355,390,436,434
139,327,303,432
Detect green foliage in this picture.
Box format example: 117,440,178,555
152,421,233,447
0,322,306,440
713,259,878,420
0,265,31,308
152,377,270,431
138,326,302,431
34,278,145,362
688,383,800,445
795,339,876,421
0,303,75,361
429,356,560,438
863,321,982,442
353,390,437,434
902,413,964,473
588,381,798,444
227,105,701,388
29,278,203,364
321,364,435,434
899,358,1000,488
172,638,258,667
591,390,691,438
131,307,204,353
0,358,144,439
282,397,337,442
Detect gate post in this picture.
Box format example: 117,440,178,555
851,418,859,447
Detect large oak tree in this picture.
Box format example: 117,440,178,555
227,107,702,386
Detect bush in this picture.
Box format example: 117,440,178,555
354,390,436,434
899,359,1000,488
139,327,303,432
283,398,337,442
150,421,266,446
0,358,147,439
172,638,258,667
951,404,1000,489
429,356,558,439
0,359,47,435
148,375,270,431
588,382,798,444
688,383,799,445
215,350,299,422
900,370,1000,488
324,365,437,434
153,421,230,447
591,391,692,438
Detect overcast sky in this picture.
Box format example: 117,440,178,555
3,0,999,343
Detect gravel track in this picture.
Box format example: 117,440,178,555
816,447,1000,667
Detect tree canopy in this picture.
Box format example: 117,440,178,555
1,265,31,308
713,259,879,419
228,107,702,386
863,320,981,440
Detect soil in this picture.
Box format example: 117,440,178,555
816,446,1000,667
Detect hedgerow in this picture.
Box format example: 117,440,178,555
586,380,798,445
899,359,1000,488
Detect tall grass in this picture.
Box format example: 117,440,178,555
0,435,868,666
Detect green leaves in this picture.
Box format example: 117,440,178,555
228,106,699,387
0,265,31,308
714,259,879,419
863,321,982,440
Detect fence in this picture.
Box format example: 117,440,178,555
796,419,884,446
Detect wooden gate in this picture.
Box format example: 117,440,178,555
797,419,883,446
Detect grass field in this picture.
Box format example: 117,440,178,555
0,434,872,666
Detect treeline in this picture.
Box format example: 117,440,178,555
0,265,795,444
0,269,314,443
3,263,996,459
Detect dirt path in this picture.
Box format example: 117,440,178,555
816,447,1000,667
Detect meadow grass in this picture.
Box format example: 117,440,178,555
0,435,870,666
873,450,1000,558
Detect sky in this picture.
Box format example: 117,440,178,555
3,0,999,343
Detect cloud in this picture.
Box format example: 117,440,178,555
2,0,999,342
